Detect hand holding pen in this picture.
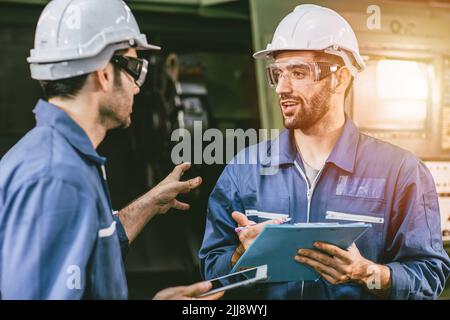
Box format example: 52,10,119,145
231,212,291,266
234,217,292,233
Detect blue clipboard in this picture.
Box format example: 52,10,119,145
230,222,371,282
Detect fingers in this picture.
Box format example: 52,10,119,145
296,248,348,274
231,211,250,227
294,255,343,281
183,281,212,296
152,176,201,213
176,177,203,194
242,218,282,239
260,218,284,227
153,286,184,300
172,199,190,211
318,271,343,286
163,177,201,196
297,249,335,267
198,290,225,300
313,242,352,263
152,282,218,300
232,213,283,241
187,176,202,191
171,162,192,180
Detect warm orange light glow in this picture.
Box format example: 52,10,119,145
377,60,429,100
353,58,432,131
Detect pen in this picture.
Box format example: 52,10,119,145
234,217,292,233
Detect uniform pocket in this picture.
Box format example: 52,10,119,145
325,211,384,224
241,194,290,223
336,176,386,200
90,220,127,299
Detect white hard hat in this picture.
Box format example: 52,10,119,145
28,0,161,80
253,4,365,77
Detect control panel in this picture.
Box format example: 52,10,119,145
424,161,450,241
441,58,450,150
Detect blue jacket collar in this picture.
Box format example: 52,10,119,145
33,99,106,165
263,114,359,173
326,115,359,173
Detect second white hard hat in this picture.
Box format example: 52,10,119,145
253,4,365,77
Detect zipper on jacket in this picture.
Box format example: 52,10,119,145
293,160,325,300
294,161,324,223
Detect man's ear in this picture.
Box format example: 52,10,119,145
335,66,352,95
95,64,114,92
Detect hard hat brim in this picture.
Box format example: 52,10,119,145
135,40,161,51
253,47,330,60
253,47,335,60
253,48,277,60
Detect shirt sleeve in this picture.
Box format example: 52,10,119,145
385,160,450,300
1,177,98,299
112,212,129,259
198,164,244,280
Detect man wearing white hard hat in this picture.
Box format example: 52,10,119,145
199,4,450,299
0,0,223,300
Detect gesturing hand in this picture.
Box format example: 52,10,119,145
149,162,202,214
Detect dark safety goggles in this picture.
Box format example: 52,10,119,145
111,55,149,87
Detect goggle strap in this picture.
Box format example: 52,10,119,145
316,62,340,81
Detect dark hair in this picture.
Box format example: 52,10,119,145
39,73,89,100
39,50,126,100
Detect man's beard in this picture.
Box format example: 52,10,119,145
281,88,330,131
100,86,132,129
99,104,131,129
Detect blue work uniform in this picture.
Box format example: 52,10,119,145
199,116,450,300
0,99,129,299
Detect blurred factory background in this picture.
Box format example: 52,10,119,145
0,0,449,298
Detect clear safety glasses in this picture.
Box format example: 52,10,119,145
266,60,341,88
111,55,149,87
